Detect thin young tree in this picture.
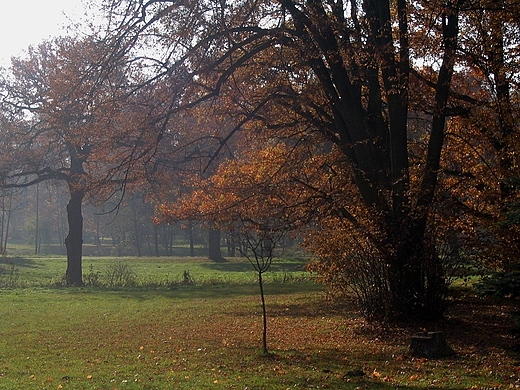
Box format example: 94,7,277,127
236,223,286,355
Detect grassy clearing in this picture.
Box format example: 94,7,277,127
0,255,518,389
1,255,309,287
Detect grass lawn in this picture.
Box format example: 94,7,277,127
0,255,518,389
2,255,309,287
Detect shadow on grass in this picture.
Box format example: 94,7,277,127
1,257,40,268
268,298,357,318
247,349,468,390
227,293,357,320
53,281,324,301
200,257,307,272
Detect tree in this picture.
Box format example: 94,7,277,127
0,37,158,285
105,0,518,319
159,143,293,353
447,0,520,271
0,189,18,256
236,225,286,355
208,227,224,261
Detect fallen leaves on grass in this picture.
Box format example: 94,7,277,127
4,289,519,389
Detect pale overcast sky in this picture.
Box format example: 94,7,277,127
0,0,90,66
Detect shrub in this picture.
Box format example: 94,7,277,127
475,266,520,298
306,238,393,322
105,261,137,287
84,264,102,287
181,270,195,285
0,261,20,288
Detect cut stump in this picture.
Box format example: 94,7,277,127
409,331,455,358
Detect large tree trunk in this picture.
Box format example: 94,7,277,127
385,217,424,317
381,5,458,320
384,216,447,319
208,227,224,262
65,185,84,287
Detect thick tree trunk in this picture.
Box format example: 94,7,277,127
65,186,84,286
227,234,236,257
386,218,424,317
384,216,447,319
208,227,224,261
382,5,457,320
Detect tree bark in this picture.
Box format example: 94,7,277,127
208,227,224,261
35,184,40,255
385,217,424,317
382,216,447,319
65,185,84,286
154,224,160,257
227,234,236,257
189,223,195,257
132,196,142,257
1,195,12,255
417,5,458,210
384,3,458,319
258,270,268,355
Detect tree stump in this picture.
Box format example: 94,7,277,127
409,331,455,358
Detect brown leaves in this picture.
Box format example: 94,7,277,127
1,36,161,204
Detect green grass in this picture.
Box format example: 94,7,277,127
0,254,517,389
1,255,309,287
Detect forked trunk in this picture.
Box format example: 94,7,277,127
384,5,458,321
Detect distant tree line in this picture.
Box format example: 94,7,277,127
0,185,213,257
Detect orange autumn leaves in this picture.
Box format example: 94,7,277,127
158,140,350,233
